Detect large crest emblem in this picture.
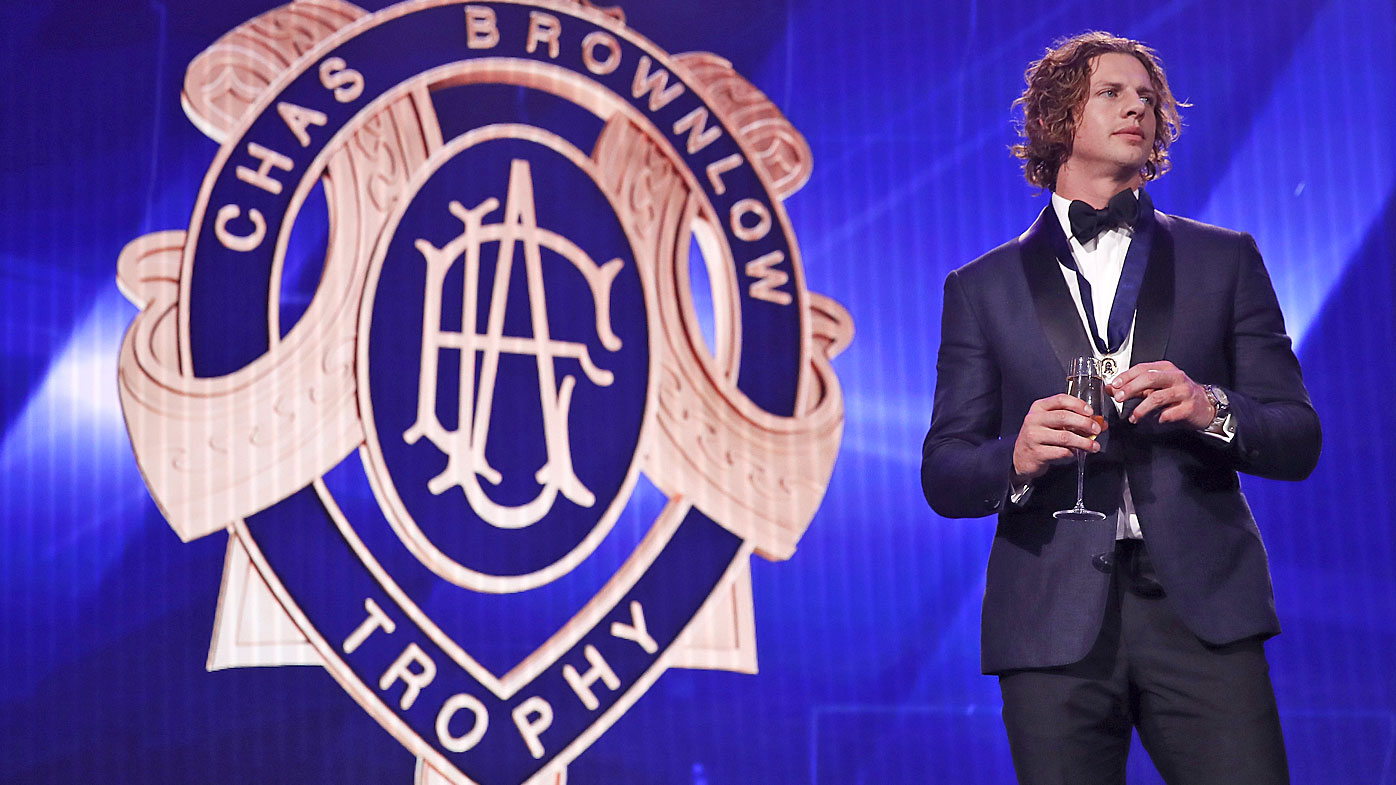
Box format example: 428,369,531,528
116,1,851,783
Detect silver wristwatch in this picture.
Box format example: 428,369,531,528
1202,384,1229,434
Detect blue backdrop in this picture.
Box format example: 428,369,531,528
2,0,1393,783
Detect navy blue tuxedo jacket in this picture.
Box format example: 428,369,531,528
921,201,1321,675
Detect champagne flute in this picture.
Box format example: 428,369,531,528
1054,356,1107,521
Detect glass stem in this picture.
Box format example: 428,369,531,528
1075,449,1086,509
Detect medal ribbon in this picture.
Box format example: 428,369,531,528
1048,190,1155,360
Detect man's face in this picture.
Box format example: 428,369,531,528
1066,52,1158,180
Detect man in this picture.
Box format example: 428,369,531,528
921,31,1321,785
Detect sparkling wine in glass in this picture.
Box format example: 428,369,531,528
1054,356,1108,521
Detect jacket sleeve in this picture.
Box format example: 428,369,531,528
921,269,1016,518
1219,233,1322,480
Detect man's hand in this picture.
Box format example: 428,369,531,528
1106,361,1216,428
1012,394,1102,481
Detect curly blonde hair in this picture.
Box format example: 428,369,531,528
1011,32,1186,191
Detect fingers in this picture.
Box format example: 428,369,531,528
1013,394,1103,479
1027,394,1099,437
1105,361,1212,426
1028,444,1088,467
1027,415,1100,447
1032,393,1094,416
1012,429,1098,480
1108,360,1173,388
1152,385,1212,427
1042,429,1100,453
1035,408,1101,437
1128,386,1179,422
1107,361,1178,402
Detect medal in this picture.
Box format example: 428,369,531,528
1101,356,1118,379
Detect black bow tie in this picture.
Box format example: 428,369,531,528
1068,189,1140,244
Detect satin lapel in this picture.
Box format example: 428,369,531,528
1020,205,1093,375
1130,209,1175,364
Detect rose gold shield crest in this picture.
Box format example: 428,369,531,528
116,2,851,783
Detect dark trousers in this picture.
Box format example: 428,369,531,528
998,540,1289,785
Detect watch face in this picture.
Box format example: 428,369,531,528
1210,385,1229,410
